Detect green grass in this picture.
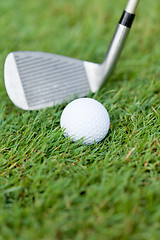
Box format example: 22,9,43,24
0,0,160,239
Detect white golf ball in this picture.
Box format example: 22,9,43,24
60,98,110,145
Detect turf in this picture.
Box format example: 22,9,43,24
0,0,160,239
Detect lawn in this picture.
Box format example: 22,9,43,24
0,0,160,239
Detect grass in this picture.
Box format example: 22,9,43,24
0,0,160,239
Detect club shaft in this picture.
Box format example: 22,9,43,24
125,0,140,14
101,0,140,80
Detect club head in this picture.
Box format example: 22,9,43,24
4,0,140,110
4,51,103,110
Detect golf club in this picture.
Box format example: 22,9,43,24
4,0,140,110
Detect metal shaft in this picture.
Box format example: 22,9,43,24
126,0,140,14
101,0,140,83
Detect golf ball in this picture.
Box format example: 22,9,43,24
60,98,110,145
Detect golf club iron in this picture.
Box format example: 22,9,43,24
4,0,140,110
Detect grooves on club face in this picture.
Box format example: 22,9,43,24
4,51,99,110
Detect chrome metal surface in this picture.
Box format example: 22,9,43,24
85,24,129,92
4,52,90,110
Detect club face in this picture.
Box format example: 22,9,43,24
4,51,98,110
4,25,132,111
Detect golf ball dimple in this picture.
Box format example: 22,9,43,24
60,98,110,145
